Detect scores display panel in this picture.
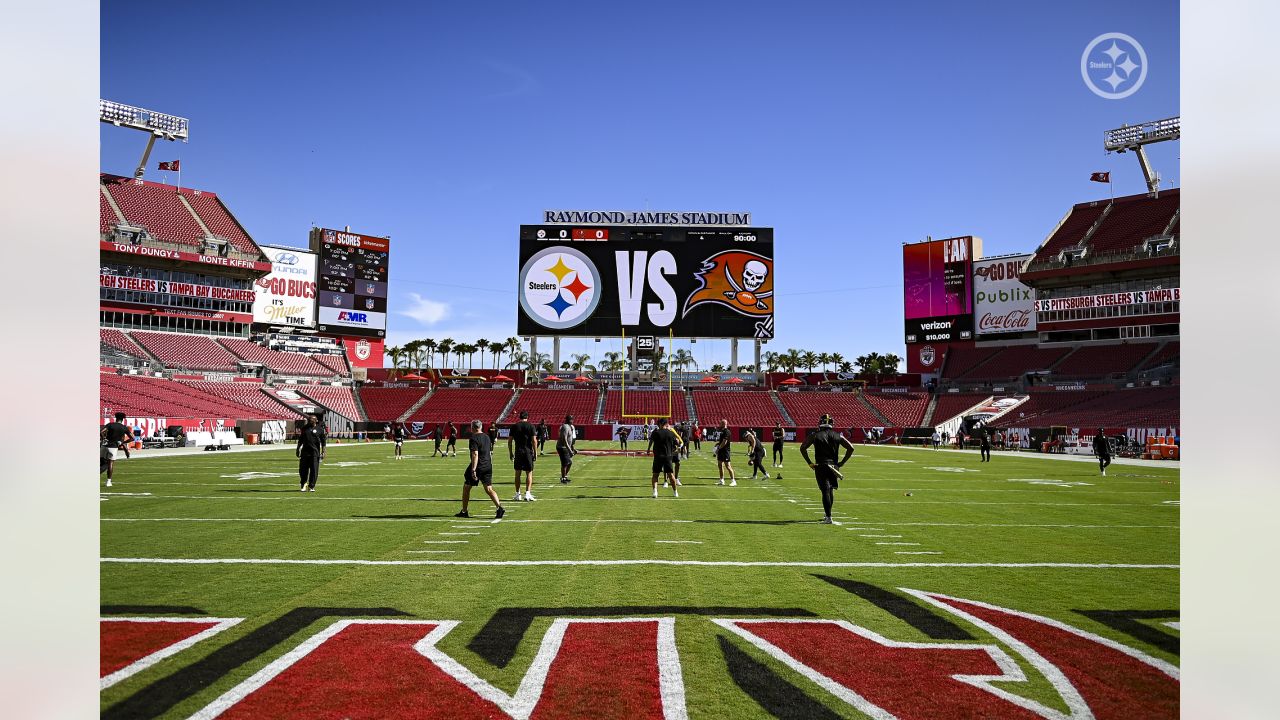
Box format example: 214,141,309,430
516,225,775,339
311,227,389,338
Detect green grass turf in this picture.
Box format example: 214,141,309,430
100,440,1179,718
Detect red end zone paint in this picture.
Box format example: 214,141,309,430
719,620,1045,719
101,617,241,689
917,592,1179,719
195,618,683,720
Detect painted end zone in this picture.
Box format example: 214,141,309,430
191,618,685,720
100,617,242,689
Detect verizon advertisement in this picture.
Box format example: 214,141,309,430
253,246,318,328
973,254,1035,336
902,236,980,343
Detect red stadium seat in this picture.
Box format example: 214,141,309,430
776,392,879,428
131,331,241,372
504,389,599,424
100,374,296,420
298,385,364,422
861,392,929,427
219,338,335,378
693,390,785,427
1051,343,1159,379
406,388,513,426
601,388,689,423
358,387,429,423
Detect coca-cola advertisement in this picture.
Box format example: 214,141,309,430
973,254,1035,336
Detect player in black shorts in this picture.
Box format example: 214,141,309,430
714,419,737,486
432,424,444,457
100,411,134,488
648,418,681,498
1093,427,1112,476
537,419,549,455
446,421,458,456
509,410,538,502
978,426,991,462
392,422,407,460
800,413,855,524
745,428,770,479
617,425,629,451
557,414,577,484
457,420,505,519
771,422,785,467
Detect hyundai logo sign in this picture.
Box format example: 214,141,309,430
274,252,299,265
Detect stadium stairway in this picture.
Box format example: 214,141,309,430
921,393,940,426
769,391,795,425
685,392,698,424
594,389,607,424
352,385,369,422
855,390,892,426
498,389,522,423
397,387,434,422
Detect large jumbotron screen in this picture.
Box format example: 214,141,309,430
902,235,978,343
311,227,389,338
516,225,775,339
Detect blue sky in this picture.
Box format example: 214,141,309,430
100,1,1179,370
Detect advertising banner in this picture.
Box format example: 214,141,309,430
1034,288,1180,313
253,246,318,328
100,274,256,303
516,225,775,339
99,241,271,272
312,227,389,338
973,254,1035,336
903,236,978,343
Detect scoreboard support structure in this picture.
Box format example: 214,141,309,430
619,328,675,422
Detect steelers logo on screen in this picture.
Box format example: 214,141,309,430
519,246,601,330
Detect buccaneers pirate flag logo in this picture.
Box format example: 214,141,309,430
682,250,775,338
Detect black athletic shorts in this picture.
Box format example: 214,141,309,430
514,451,535,472
464,466,493,487
715,447,731,463
652,456,675,474
557,447,573,466
814,464,840,490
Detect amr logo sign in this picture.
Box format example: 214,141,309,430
101,590,1178,718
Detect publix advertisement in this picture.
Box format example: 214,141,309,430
973,254,1035,336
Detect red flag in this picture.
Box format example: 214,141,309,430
1089,171,1110,183
158,160,181,171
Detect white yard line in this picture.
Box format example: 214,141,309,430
100,518,1177,529
407,550,456,554
859,534,902,538
100,557,1178,569
655,540,704,544
894,551,944,555
438,532,480,536
875,542,922,546
424,541,468,544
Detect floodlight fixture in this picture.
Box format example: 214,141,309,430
100,99,190,180
1103,116,1179,195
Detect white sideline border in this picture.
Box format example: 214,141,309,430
100,557,1178,569
100,616,242,690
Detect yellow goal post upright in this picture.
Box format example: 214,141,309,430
619,327,675,425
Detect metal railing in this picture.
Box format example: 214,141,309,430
1027,236,1179,273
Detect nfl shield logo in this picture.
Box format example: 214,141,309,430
333,294,342,306
324,229,335,241
365,298,375,309
919,345,937,367
366,283,375,294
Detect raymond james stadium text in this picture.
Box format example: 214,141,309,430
543,210,751,226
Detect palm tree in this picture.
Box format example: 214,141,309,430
601,351,623,372
818,352,832,372
710,363,726,373
838,360,853,373
535,353,553,373
504,337,521,367
420,338,437,370
474,339,490,369
761,351,779,373
830,352,845,372
385,345,404,376
436,338,454,369
784,349,801,373
801,350,818,372
669,348,697,372
570,353,592,373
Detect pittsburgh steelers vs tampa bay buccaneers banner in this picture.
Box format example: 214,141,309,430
516,225,775,339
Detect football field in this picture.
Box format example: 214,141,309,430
100,440,1179,718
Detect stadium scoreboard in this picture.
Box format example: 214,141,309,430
516,225,775,339
311,227,389,338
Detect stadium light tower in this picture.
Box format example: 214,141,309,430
99,99,189,180
1103,116,1179,195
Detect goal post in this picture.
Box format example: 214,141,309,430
619,327,675,422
